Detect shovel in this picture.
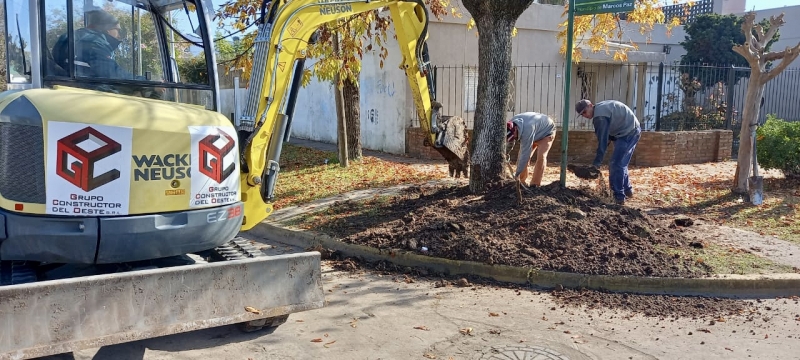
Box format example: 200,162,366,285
748,130,763,205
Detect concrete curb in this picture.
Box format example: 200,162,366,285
247,222,800,299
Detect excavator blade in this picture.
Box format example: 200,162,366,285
433,115,470,178
0,252,324,360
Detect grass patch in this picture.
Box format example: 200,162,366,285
272,144,443,209
657,243,794,275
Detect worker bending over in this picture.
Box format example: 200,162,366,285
575,99,641,205
506,112,556,187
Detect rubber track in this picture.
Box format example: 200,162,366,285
0,261,38,285
211,236,267,261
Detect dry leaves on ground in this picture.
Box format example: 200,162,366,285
273,144,444,209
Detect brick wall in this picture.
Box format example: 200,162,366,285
406,127,733,167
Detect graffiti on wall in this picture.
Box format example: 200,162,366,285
367,109,379,124
376,78,396,97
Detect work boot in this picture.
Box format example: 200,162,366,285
615,198,625,206
625,189,634,198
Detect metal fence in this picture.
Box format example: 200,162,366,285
426,63,800,128
420,62,800,155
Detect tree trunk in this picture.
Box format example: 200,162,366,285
461,0,533,193
734,71,765,193
342,77,362,161
332,33,349,168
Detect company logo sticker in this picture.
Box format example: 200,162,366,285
46,122,133,216
188,126,240,209
56,126,121,191
199,130,236,183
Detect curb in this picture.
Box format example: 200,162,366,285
246,222,800,299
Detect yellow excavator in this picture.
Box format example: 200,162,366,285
0,0,467,357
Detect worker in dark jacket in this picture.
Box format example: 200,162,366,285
53,9,162,97
575,99,641,205
54,10,136,80
506,112,556,187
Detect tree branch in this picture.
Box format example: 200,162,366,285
763,42,800,83
753,24,765,43
732,44,758,67
764,43,799,62
740,13,759,55
756,13,784,51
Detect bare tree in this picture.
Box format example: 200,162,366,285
732,12,800,193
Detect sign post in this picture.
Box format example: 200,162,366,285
559,0,636,187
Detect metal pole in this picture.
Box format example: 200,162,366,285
725,65,735,129
234,76,240,126
655,62,664,131
559,0,575,187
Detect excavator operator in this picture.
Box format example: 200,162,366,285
52,9,164,98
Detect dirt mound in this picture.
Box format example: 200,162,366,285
318,181,710,278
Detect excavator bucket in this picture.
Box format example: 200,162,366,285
433,115,470,178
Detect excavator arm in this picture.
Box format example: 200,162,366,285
236,0,467,231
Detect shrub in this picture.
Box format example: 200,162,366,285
756,114,800,177
660,109,726,131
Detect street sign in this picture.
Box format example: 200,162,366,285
575,0,635,15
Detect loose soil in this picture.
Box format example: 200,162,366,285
549,288,764,320
314,181,714,278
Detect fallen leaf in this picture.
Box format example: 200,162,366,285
725,347,733,352
324,340,336,348
350,318,358,328
296,320,304,323
459,327,473,335
423,353,436,359
244,306,261,315
311,338,323,343
414,326,430,331
489,312,500,317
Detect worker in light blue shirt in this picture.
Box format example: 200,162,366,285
575,99,641,205
506,112,556,187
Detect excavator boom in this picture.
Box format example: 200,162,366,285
236,0,467,230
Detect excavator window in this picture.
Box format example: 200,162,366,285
39,0,216,110
4,0,33,84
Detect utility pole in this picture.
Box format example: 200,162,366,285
333,32,349,167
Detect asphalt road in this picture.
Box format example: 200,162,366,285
38,260,800,360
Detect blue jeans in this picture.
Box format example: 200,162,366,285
609,127,640,201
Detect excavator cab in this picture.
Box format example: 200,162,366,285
6,0,219,108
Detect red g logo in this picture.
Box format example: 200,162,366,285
56,127,121,192
199,129,236,183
